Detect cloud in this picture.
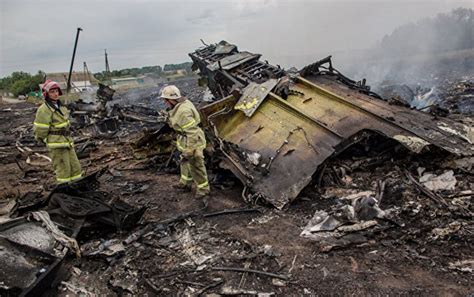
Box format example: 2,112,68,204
186,9,215,24
1,0,472,76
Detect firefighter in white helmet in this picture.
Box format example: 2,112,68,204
160,85,210,204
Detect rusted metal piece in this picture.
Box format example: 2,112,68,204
191,41,473,209
300,75,473,155
235,79,279,117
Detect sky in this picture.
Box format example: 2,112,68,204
0,0,472,77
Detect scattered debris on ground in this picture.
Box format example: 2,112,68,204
0,41,472,295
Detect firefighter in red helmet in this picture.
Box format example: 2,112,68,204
33,80,82,183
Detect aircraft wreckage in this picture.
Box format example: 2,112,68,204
0,169,145,295
187,41,473,209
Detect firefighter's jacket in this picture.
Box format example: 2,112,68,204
168,99,206,154
33,102,74,149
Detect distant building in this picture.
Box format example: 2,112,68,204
111,76,146,88
41,72,99,93
112,75,155,88
163,69,188,76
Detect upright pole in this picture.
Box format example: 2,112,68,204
83,61,91,82
105,49,110,77
83,62,87,89
67,27,82,93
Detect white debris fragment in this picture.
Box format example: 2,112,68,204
301,194,385,241
71,267,82,275
177,228,214,266
443,157,474,171
31,211,81,257
437,122,473,144
61,281,94,296
419,170,457,191
448,260,474,273
431,221,463,239
417,167,426,176
340,191,375,201
246,151,261,166
393,135,430,153
321,267,329,279
272,278,287,287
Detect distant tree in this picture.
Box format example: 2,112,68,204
0,70,44,96
163,62,193,72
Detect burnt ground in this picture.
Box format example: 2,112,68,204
1,98,473,296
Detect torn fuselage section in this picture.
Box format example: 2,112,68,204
191,41,473,209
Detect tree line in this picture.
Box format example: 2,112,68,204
94,65,163,81
94,62,193,81
0,71,45,97
1,62,194,97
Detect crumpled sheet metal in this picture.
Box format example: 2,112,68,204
207,75,473,209
305,75,473,156
213,40,237,55
0,217,69,295
208,52,260,71
234,79,279,117
209,90,338,209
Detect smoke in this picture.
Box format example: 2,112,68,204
340,8,474,86
329,8,474,113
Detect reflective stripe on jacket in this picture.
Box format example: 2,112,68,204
168,99,206,152
33,102,73,149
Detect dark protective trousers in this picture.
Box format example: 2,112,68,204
179,149,210,195
49,147,82,183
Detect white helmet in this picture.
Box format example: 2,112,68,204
160,85,182,100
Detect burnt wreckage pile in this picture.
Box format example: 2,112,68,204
189,40,473,209
0,72,208,295
1,41,473,295
0,168,144,296
1,84,165,295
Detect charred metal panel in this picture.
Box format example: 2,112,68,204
235,79,279,117
192,41,473,209
298,75,473,155
208,52,260,71
213,40,238,55
189,41,285,98
208,88,342,209
0,217,76,296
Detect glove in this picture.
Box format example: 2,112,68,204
157,110,169,123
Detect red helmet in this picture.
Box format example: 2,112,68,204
42,80,63,99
